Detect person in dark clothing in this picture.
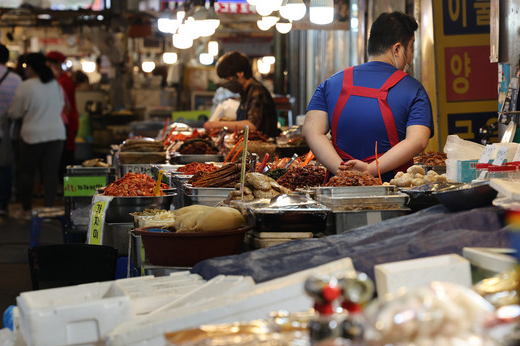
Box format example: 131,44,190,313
203,51,279,138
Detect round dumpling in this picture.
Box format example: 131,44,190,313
407,165,425,176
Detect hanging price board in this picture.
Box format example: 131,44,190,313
87,195,114,245
63,176,107,197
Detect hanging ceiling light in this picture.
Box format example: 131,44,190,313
163,52,178,64
81,60,96,73
262,56,276,65
257,59,271,74
142,60,156,73
262,14,279,27
280,0,307,21
309,0,334,25
255,0,283,16
199,53,214,65
275,17,292,34
208,41,219,56
257,18,272,31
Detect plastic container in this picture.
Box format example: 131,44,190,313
475,163,493,181
132,226,250,267
488,165,518,179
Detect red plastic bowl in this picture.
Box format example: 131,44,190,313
133,226,250,267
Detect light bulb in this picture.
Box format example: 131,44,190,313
256,2,274,16
309,0,334,25
81,61,96,73
280,0,307,21
257,19,272,31
173,33,193,49
199,53,214,65
142,61,155,73
163,52,178,64
208,41,219,56
276,20,292,34
257,59,271,74
262,56,275,65
262,15,279,27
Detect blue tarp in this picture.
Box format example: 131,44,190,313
191,205,509,283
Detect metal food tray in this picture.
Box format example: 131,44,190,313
315,185,398,197
317,194,408,212
66,165,115,175
419,165,447,174
185,186,235,197
171,153,224,164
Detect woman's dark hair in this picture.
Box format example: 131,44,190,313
26,53,55,83
216,51,253,79
367,11,418,56
0,44,9,64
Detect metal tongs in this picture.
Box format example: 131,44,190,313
216,126,228,151
284,153,299,168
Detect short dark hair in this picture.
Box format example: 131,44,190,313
0,44,9,64
26,53,55,83
216,51,253,79
367,11,418,56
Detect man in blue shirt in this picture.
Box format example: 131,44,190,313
303,11,434,182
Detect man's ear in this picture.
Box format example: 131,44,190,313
236,71,244,79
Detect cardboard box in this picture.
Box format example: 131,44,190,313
374,254,471,297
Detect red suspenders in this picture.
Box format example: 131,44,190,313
330,66,413,174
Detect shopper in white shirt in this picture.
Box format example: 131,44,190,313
8,53,65,219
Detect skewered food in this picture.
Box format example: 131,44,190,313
189,163,242,188
326,170,381,186
102,172,170,196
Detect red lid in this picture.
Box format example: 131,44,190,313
506,161,520,166
488,165,517,172
476,163,492,169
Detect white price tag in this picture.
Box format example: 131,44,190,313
87,195,114,245
493,146,510,166
513,145,520,162
478,145,495,163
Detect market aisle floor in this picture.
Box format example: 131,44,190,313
0,200,64,318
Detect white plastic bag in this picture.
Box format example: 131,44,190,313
443,135,485,160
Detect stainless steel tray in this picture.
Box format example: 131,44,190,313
171,153,224,164
317,194,408,212
66,165,115,175
315,185,398,197
185,186,235,197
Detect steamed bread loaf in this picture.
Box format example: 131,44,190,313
173,205,212,217
195,207,244,232
173,205,212,232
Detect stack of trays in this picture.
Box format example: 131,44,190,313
184,186,235,206
314,186,410,234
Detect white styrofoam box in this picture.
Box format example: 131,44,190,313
17,282,133,346
374,254,471,297
106,258,355,346
115,273,205,315
462,247,517,274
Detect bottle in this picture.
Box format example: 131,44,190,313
339,272,375,344
304,275,343,345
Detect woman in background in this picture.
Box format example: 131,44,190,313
8,53,65,220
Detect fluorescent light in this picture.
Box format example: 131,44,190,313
309,0,334,25
208,41,219,56
163,52,178,64
141,61,155,73
280,0,307,21
199,53,214,65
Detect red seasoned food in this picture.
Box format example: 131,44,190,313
277,165,325,190
176,162,218,175
326,170,381,187
413,151,447,166
102,172,170,196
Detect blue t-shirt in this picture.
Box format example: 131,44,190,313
307,61,434,161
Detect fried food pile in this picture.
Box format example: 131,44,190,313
120,139,165,152
179,138,219,154
226,173,293,202
81,158,110,168
176,162,218,175
326,170,381,187
389,165,447,187
277,165,326,190
413,151,447,166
